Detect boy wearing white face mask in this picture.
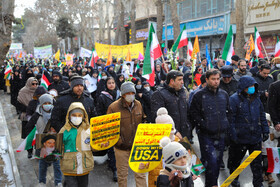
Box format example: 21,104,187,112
25,94,63,186
107,81,147,187
59,102,94,187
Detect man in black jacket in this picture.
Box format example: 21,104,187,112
219,65,238,96
189,69,231,187
50,75,96,132
48,70,70,94
151,70,189,139
253,64,274,112
268,80,280,133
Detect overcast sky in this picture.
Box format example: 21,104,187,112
14,0,37,18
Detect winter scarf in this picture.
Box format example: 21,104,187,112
17,77,38,106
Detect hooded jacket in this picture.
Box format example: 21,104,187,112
229,76,269,144
59,102,94,176
50,88,96,133
268,80,280,127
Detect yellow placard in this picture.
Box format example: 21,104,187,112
95,42,144,60
90,112,120,151
129,124,172,173
220,151,261,187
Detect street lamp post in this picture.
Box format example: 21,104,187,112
162,0,169,50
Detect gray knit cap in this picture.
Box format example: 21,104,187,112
120,82,136,96
70,108,84,116
70,76,84,89
39,93,53,105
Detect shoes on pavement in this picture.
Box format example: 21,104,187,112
267,174,275,184
189,139,194,144
28,152,32,159
113,170,118,182
231,180,240,187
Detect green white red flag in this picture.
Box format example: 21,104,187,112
89,48,99,68
16,127,37,152
172,25,188,52
143,24,162,86
267,148,280,173
222,25,235,65
254,27,264,58
275,36,280,57
41,71,51,89
4,62,12,80
187,38,193,61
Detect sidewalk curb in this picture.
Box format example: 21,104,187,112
0,102,22,187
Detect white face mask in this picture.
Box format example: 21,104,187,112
42,104,53,112
276,64,280,68
102,76,107,80
71,116,83,126
136,85,142,89
144,87,150,92
168,64,171,69
125,94,135,103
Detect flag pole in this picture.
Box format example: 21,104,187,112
261,42,270,63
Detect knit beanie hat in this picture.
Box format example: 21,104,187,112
70,75,84,89
155,107,176,131
39,93,53,105
160,137,187,165
70,108,84,116
120,82,136,96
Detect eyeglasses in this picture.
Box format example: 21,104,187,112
32,83,38,85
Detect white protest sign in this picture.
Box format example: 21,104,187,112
34,45,52,58
80,47,92,58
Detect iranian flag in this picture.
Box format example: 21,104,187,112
143,24,162,86
57,61,62,67
187,38,193,61
172,25,188,52
16,127,37,152
275,36,280,57
89,48,99,68
254,27,264,58
267,148,280,173
41,71,51,89
4,62,12,80
222,25,235,65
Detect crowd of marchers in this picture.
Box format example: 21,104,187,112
1,54,280,187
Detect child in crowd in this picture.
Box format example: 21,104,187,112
59,102,94,187
157,136,193,187
262,113,280,185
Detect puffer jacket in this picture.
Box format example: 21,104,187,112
59,102,94,176
268,80,280,126
229,76,269,144
151,83,191,139
107,98,145,150
189,86,231,139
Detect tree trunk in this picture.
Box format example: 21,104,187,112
170,0,182,56
235,0,245,58
115,0,125,45
130,0,136,44
0,0,15,65
155,0,163,45
98,0,105,43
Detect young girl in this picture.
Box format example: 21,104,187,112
59,102,94,187
157,137,192,187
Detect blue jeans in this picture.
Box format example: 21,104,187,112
39,159,62,185
198,133,225,187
